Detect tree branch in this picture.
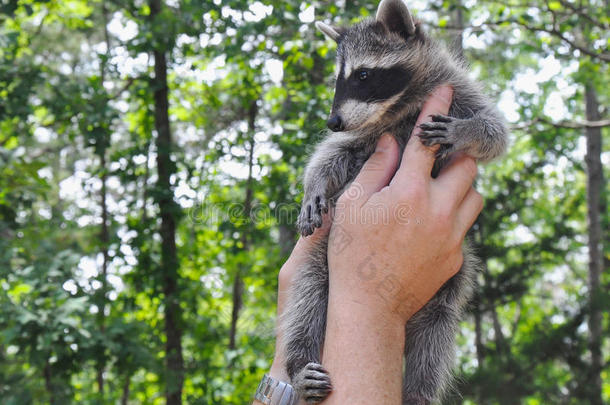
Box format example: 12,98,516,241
529,23,610,62
109,76,138,100
426,18,610,62
26,11,49,46
557,0,609,29
511,117,610,130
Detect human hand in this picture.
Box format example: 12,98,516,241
327,85,482,326
319,85,482,404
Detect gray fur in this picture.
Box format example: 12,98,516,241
284,0,508,403
377,0,416,35
315,21,343,42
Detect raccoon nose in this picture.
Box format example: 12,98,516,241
327,115,344,132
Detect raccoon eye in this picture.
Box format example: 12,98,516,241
358,70,369,81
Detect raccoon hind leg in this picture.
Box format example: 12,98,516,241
282,238,332,403
402,303,459,404
402,245,477,404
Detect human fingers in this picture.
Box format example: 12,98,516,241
341,134,400,206
392,85,453,185
454,186,483,241
432,154,478,210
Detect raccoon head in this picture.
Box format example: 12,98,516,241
316,0,431,133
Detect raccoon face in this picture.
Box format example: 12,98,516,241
316,0,423,133
327,49,412,132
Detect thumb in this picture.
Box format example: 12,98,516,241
342,134,400,207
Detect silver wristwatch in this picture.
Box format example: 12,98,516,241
254,373,298,405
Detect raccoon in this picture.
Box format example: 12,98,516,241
282,0,508,404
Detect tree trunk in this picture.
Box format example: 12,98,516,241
142,141,151,223
97,2,111,395
584,83,603,405
121,375,131,405
473,295,486,405
449,0,464,61
97,150,109,396
474,297,485,367
149,0,183,403
229,271,244,350
490,305,508,356
229,101,257,350
44,359,57,405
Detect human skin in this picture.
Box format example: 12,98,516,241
253,86,483,404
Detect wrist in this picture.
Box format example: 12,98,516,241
269,358,289,382
321,291,406,404
326,290,406,340
327,268,421,326
253,373,299,405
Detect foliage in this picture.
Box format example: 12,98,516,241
0,0,607,404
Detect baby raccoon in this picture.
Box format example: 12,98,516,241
282,0,508,403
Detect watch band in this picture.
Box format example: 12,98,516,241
254,373,298,405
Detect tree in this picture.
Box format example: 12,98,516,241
0,0,606,404
148,0,184,403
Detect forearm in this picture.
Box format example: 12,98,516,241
253,243,323,405
254,309,405,405
320,291,406,405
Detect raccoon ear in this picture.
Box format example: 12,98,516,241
376,0,416,37
315,21,343,42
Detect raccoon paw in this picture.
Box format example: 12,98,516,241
292,362,332,404
297,194,328,236
418,114,461,146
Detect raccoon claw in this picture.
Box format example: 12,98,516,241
293,362,332,404
428,113,454,123
418,115,459,147
418,133,449,147
297,194,328,236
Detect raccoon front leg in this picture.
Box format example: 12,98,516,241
283,239,333,403
418,105,507,162
297,138,368,236
402,246,477,404
297,184,329,237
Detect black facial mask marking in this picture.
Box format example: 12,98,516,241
332,65,411,111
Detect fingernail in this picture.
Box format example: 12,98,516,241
431,85,453,106
376,134,393,152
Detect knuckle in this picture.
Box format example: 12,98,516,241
473,190,484,211
434,204,454,225
340,181,364,202
462,157,478,180
278,264,296,288
451,251,464,275
473,191,484,216
336,194,349,208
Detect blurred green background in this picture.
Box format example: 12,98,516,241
0,0,608,404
